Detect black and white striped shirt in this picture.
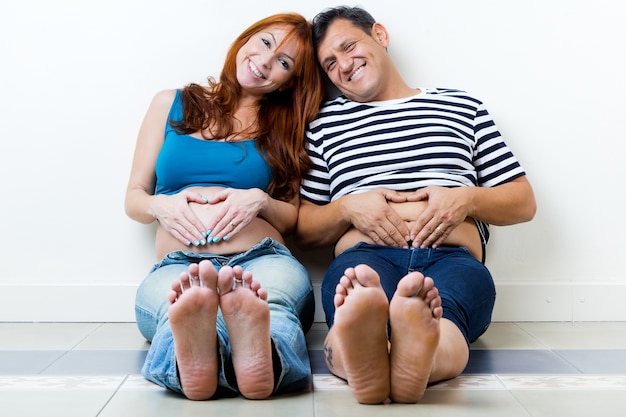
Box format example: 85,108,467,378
301,88,526,253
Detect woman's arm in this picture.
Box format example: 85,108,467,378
124,89,208,245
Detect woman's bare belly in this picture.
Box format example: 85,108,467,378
155,186,284,260
335,200,483,261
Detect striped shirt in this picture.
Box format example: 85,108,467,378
301,88,526,254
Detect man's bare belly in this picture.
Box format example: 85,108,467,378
335,200,483,261
155,186,284,260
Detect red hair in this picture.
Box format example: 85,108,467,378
173,13,324,201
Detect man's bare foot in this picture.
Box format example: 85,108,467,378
389,272,442,403
168,260,219,400
327,264,390,404
217,265,273,399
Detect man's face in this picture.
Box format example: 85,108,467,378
317,19,388,102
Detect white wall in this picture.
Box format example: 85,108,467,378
1,0,624,322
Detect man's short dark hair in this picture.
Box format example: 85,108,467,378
312,6,376,51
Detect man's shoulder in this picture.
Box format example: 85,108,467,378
320,94,351,109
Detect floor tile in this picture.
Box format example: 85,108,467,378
470,322,545,349
42,351,147,375
463,350,579,374
0,351,65,374
74,323,149,350
0,376,124,417
0,323,100,350
1,322,626,416
499,374,626,389
516,322,626,349
313,389,532,417
555,349,626,373
511,389,626,417
100,375,315,417
309,350,329,374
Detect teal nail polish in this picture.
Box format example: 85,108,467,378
207,229,212,236
223,236,230,241
212,237,220,243
201,195,209,202
202,231,207,238
185,240,191,246
193,240,200,246
200,239,206,245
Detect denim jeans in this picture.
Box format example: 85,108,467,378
322,243,495,344
135,238,315,396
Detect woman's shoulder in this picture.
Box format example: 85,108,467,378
151,89,179,107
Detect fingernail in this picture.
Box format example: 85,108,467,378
207,229,212,236
202,231,207,238
212,237,221,243
200,239,206,245
223,236,230,241
185,240,191,246
201,195,208,202
193,240,200,246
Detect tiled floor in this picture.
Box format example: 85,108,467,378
1,322,626,416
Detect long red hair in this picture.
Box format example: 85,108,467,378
172,13,324,201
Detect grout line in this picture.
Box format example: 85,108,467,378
95,374,129,416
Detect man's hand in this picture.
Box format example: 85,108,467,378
406,186,471,248
343,188,410,247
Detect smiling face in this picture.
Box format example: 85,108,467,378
235,24,300,98
317,19,392,102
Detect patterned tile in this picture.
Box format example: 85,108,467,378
0,375,125,390
499,375,626,390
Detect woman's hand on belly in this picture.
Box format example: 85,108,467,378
150,189,210,247
154,186,284,259
191,187,270,243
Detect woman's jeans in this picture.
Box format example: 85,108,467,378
135,238,315,396
322,243,495,345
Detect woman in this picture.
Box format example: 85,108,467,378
125,13,324,400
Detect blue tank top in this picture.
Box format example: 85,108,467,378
155,90,273,195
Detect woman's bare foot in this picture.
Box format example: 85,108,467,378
168,260,219,400
217,265,273,399
389,272,442,403
326,264,391,404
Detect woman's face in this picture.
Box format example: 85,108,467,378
235,24,300,97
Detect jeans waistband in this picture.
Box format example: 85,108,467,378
150,237,291,272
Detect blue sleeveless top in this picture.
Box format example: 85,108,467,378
155,90,273,195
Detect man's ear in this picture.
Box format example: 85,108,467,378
371,22,389,48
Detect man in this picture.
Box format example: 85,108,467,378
296,6,536,405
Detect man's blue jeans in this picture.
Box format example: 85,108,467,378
322,243,495,344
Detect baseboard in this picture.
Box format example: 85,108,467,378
1,281,625,322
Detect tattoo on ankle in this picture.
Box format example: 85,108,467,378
323,343,334,369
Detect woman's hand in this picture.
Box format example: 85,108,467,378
151,190,209,246
201,188,269,243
